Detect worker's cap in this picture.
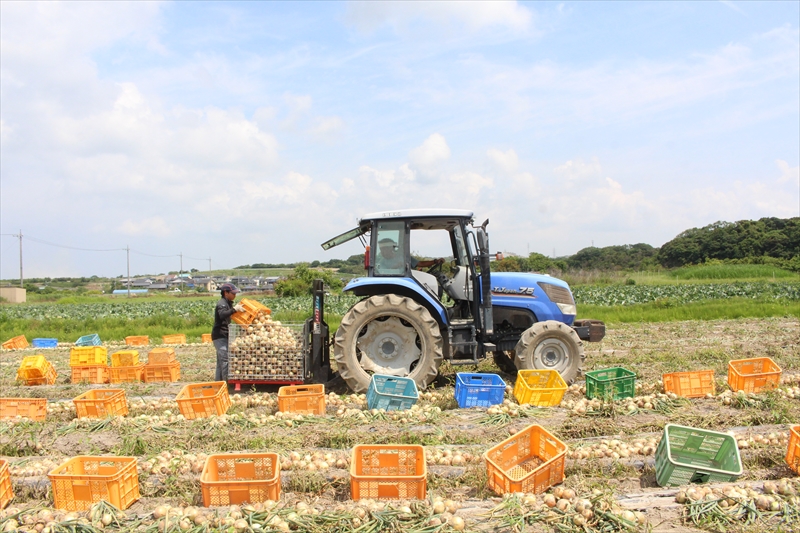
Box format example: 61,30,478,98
220,283,240,294
378,238,397,246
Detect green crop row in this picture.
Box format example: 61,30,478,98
572,281,799,306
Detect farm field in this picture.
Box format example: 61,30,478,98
1,316,799,532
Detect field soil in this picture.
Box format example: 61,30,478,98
0,317,798,532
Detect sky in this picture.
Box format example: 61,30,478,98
1,0,798,279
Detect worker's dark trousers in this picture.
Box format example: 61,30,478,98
213,337,229,381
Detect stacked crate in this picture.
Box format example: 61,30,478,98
108,350,144,383
70,346,109,384
16,355,58,386
144,348,180,382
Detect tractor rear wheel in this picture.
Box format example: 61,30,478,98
514,321,584,384
333,295,443,393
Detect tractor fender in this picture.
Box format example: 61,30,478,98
343,277,448,326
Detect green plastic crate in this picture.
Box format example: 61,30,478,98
585,367,636,400
654,424,742,487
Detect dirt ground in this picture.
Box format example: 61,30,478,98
1,317,799,532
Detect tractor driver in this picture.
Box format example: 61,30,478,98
376,237,444,273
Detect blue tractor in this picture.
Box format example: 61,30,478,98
321,209,605,393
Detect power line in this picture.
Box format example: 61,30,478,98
129,249,179,258
25,235,125,252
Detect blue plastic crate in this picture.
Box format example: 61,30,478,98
455,372,506,408
32,338,58,348
367,374,419,411
75,333,102,346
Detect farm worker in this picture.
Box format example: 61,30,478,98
375,237,444,274
212,283,245,381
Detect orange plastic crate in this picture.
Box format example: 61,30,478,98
200,453,280,506
513,370,567,407
484,424,567,495
350,445,427,500
69,346,108,367
0,459,12,509
202,333,213,343
0,397,47,421
73,389,128,419
49,456,139,511
108,364,144,384
176,382,231,419
17,355,58,385
727,357,782,393
143,361,180,383
161,334,186,345
2,335,28,350
111,350,139,367
71,365,109,384
124,336,149,346
787,425,800,475
278,384,326,415
231,299,272,325
662,370,715,398
148,348,176,364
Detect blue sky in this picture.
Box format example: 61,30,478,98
1,1,798,278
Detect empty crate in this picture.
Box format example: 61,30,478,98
75,334,102,347
71,365,109,384
17,355,57,386
585,367,636,400
202,333,213,343
143,362,180,383
786,425,800,475
49,456,139,511
484,424,567,495
73,389,128,419
0,459,13,509
513,370,567,407
201,453,280,506
654,424,742,487
350,445,426,500
455,373,506,408
32,338,58,348
124,336,149,346
69,346,108,367
727,357,781,393
662,370,715,398
278,384,326,415
367,374,418,411
2,335,28,350
176,382,231,419
111,350,139,367
108,364,145,384
0,398,47,422
161,334,186,345
147,348,176,364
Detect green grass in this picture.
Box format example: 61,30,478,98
577,297,800,325
668,264,798,280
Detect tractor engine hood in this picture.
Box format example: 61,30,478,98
489,272,577,320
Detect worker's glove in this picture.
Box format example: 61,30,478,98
234,304,245,313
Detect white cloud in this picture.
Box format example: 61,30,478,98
554,158,602,183
409,133,451,170
309,116,345,137
776,159,799,186
346,0,533,35
118,217,171,236
487,148,519,173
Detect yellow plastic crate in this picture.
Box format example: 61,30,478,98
484,424,567,495
69,346,108,367
147,348,176,365
513,370,567,407
111,350,139,367
49,456,139,511
201,333,213,344
17,355,50,380
124,336,149,346
73,389,128,419
0,459,13,509
0,398,47,421
662,370,715,398
231,299,271,325
108,364,144,384
728,358,781,393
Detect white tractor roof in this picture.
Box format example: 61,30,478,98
359,208,473,222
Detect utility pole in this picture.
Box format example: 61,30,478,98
126,245,131,298
208,257,212,273
179,252,183,276
18,230,23,288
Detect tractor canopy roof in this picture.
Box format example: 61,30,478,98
321,208,474,250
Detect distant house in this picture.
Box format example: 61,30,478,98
130,279,153,288
149,283,169,290
192,277,218,291
263,277,280,290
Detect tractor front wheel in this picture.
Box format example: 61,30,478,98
333,295,443,393
514,321,585,384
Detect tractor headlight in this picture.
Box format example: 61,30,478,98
556,303,577,316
